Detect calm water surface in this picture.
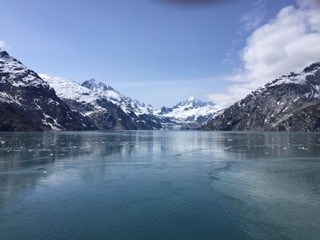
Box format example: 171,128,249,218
0,131,320,240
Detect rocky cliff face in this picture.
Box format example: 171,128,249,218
203,63,320,131
0,50,95,131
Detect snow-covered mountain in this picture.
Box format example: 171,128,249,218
81,78,155,116
0,50,95,131
40,75,162,130
40,74,219,130
0,46,218,132
156,97,219,129
2,49,319,132
203,62,320,131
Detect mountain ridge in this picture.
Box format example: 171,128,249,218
0,50,95,131
41,74,218,130
155,97,218,129
203,62,320,131
1,49,320,132
40,74,162,130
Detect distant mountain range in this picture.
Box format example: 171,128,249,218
1,49,319,131
155,97,219,129
41,74,218,130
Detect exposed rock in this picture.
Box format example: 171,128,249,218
203,63,320,131
0,50,96,131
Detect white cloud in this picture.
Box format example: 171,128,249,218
0,40,6,49
210,0,320,109
243,5,320,81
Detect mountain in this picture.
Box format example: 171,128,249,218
0,50,95,131
156,97,219,129
41,74,219,130
203,63,320,131
41,75,162,130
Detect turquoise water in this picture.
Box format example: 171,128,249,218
0,131,319,240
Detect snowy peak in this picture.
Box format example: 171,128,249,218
81,78,115,92
156,97,218,126
43,74,154,116
81,78,154,115
0,50,46,88
174,96,214,110
80,78,123,103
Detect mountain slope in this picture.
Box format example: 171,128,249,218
41,75,162,130
203,63,320,131
0,50,95,131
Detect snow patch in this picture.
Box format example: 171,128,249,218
0,52,48,89
0,92,22,106
42,113,63,130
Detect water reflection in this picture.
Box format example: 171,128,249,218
217,132,320,159
1,131,320,194
0,131,320,240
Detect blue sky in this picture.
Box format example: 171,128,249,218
0,0,319,108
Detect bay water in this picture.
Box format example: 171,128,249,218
0,131,319,240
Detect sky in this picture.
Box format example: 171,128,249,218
0,0,319,108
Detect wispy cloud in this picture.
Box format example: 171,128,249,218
239,0,266,33
210,0,320,109
224,0,266,65
0,40,6,49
